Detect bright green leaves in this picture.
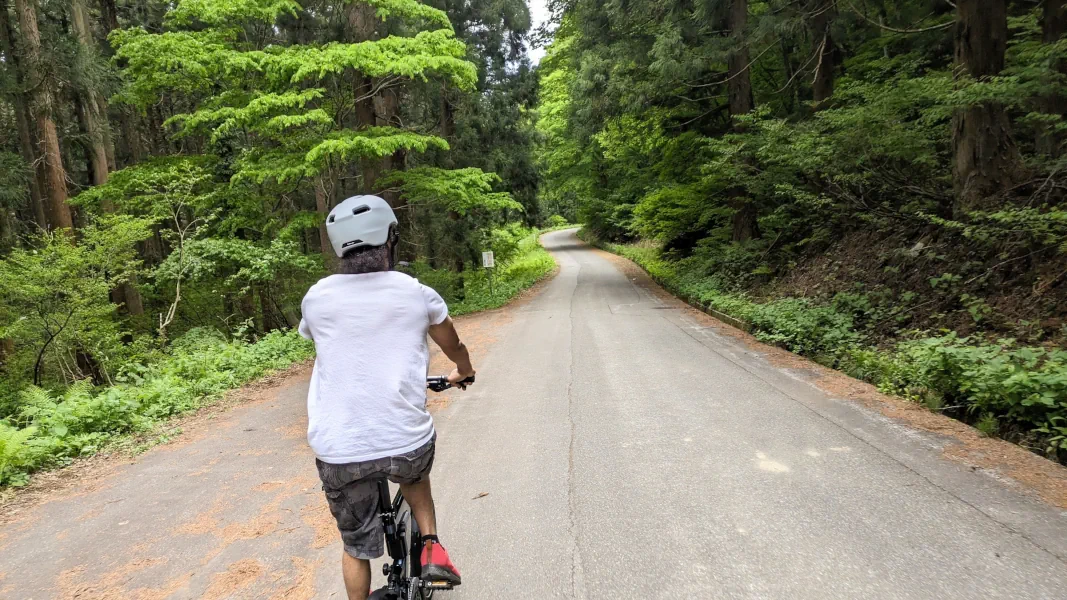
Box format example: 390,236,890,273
380,167,522,215
229,129,450,185
168,89,332,141
167,0,452,30
73,157,220,220
0,218,155,384
307,129,449,167
111,28,258,107
271,30,476,90
359,0,453,30
167,0,301,27
155,237,317,289
112,30,476,110
110,2,477,189
233,149,318,185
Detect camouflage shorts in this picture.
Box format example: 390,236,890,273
315,435,436,560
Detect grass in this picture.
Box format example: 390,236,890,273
450,228,559,315
0,329,315,486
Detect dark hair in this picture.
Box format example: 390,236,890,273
337,244,390,275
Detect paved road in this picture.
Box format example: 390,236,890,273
2,228,1067,599
435,229,1067,599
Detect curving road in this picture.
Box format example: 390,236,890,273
434,229,1067,599
1,228,1066,599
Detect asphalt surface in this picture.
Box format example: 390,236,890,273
2,228,1066,599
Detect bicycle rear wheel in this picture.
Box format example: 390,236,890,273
396,498,433,600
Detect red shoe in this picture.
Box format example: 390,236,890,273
421,540,461,585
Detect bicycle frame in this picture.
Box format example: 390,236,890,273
378,479,413,591
370,376,468,599
373,480,452,600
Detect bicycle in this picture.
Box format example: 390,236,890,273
368,375,474,600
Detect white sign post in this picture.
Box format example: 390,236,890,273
482,251,495,296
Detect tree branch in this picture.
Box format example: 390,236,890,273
844,0,954,33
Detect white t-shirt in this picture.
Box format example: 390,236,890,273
298,271,449,464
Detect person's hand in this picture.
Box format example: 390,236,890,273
447,367,475,389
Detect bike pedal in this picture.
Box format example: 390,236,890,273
424,581,454,590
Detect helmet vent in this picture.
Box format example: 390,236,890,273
352,205,370,216
327,215,336,224
341,239,363,249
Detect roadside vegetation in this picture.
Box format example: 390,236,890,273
597,239,1067,461
540,2,1067,461
0,225,557,487
0,0,551,486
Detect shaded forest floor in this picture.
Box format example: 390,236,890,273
770,230,1067,349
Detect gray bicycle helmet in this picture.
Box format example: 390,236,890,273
325,195,398,258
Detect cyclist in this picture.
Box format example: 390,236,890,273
298,195,472,600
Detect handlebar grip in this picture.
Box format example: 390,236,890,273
425,375,475,392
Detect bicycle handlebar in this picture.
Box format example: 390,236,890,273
426,375,475,392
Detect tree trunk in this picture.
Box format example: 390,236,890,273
730,198,759,242
440,83,455,139
14,0,73,231
0,197,13,248
345,1,382,195
72,0,145,314
809,0,837,104
0,0,46,228
98,0,118,32
96,0,146,167
951,0,1019,216
1038,0,1067,156
315,176,336,265
0,338,14,369
72,0,111,186
375,85,404,207
727,0,754,118
727,0,758,241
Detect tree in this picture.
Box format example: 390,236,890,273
951,0,1019,215
728,0,754,118
71,0,113,187
0,0,45,228
808,0,837,104
13,0,73,230
1038,0,1067,156
728,0,759,242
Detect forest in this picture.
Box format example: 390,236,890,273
3,0,1067,487
537,0,1067,460
0,0,548,485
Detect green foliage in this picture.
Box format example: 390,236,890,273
0,218,154,387
167,0,300,26
0,329,313,486
361,0,454,30
545,215,570,228
450,229,556,315
544,1,1067,461
0,0,542,489
406,227,556,314
381,167,522,215
600,237,1067,461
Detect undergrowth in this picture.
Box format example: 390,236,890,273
597,237,1067,464
0,330,314,486
0,227,561,487
406,226,559,315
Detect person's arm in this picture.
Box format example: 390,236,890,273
428,317,475,385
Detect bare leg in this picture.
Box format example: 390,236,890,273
399,477,437,537
342,552,371,600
